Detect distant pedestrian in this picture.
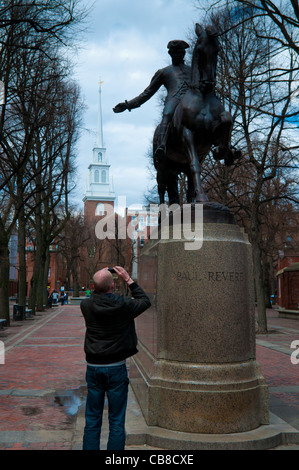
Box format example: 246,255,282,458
52,290,59,305
80,266,151,450
60,293,65,305
47,290,52,308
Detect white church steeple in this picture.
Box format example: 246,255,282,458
83,81,115,205
97,80,104,148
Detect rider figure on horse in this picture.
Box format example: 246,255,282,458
113,40,191,163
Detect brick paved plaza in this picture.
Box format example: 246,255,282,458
0,302,298,450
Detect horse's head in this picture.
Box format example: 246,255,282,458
192,23,219,88
195,23,218,40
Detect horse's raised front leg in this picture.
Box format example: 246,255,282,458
182,128,209,203
212,111,241,166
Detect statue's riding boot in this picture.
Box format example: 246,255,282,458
154,124,169,163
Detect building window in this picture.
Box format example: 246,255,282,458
98,152,102,162
94,170,99,183
101,170,106,183
95,203,105,216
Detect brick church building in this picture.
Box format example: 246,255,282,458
78,82,135,293
9,83,155,300
9,83,135,299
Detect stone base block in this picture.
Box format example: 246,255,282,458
130,345,269,434
125,387,299,450
134,208,269,435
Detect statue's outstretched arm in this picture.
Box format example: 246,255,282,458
113,70,163,113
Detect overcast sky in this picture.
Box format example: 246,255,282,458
72,0,203,210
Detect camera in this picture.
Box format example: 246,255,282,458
108,268,116,273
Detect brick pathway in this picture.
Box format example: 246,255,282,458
256,309,299,433
0,302,298,450
0,304,86,450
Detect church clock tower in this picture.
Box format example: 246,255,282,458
83,81,115,221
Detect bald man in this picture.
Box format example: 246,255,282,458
80,266,151,451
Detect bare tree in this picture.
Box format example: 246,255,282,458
0,1,87,44
200,1,299,55
199,5,299,333
233,0,299,55
0,1,86,323
27,79,83,312
57,211,90,297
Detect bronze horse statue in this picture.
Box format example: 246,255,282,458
154,24,240,205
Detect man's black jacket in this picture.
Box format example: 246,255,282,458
80,282,151,365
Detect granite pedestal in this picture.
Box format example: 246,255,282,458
130,203,269,435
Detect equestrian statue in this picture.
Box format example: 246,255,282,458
113,23,241,205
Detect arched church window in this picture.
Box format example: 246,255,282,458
98,152,102,162
101,170,106,183
94,170,99,183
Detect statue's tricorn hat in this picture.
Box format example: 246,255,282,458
167,40,189,52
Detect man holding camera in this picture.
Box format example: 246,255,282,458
80,266,151,450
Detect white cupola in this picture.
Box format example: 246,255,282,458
83,81,115,204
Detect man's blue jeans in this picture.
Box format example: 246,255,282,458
83,363,129,450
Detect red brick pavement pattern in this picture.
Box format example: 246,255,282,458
267,309,299,328
0,305,87,450
271,392,299,411
0,395,75,431
2,345,85,390
1,306,86,391
256,346,298,387
256,309,299,417
0,304,298,450
2,349,83,390
0,442,72,450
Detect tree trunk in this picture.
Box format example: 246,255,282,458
250,218,268,333
17,204,27,309
263,260,272,308
28,260,38,315
36,244,48,311
43,249,50,307
72,264,80,297
28,209,42,315
269,257,276,304
0,218,10,325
